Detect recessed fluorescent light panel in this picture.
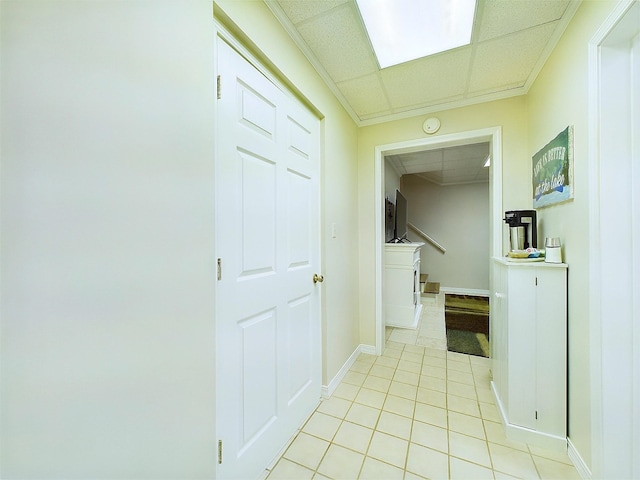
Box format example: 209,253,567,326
356,0,477,68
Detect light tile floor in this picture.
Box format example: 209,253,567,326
265,295,581,480
387,293,446,349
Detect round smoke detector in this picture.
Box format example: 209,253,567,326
422,117,441,134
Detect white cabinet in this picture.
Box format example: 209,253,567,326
491,257,568,452
384,242,424,329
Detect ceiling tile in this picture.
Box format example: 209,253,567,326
388,142,489,185
397,150,442,164
277,0,349,25
476,0,571,41
446,166,482,176
417,172,444,184
443,143,489,161
296,3,378,83
405,165,435,174
380,47,472,108
336,74,390,117
271,0,579,124
443,175,486,185
388,157,407,175
468,22,558,93
442,158,482,172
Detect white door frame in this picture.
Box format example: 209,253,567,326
588,1,640,478
374,127,503,354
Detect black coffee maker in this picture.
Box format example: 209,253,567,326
504,210,537,250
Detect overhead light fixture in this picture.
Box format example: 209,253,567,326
484,155,491,168
356,0,477,68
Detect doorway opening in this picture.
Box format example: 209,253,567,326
374,127,503,354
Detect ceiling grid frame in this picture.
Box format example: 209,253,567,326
265,0,582,126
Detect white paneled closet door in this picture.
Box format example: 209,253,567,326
214,38,322,480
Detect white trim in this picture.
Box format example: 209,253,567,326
321,344,375,398
263,1,359,122
440,287,490,297
633,28,640,480
587,14,604,480
214,21,285,97
568,437,592,480
265,0,581,128
505,424,566,454
519,0,582,95
213,12,323,121
588,2,639,478
491,381,566,453
375,127,502,355
359,89,526,127
359,344,377,356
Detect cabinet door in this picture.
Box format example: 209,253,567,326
507,268,537,429
413,258,420,306
385,265,416,306
491,262,509,406
535,268,567,436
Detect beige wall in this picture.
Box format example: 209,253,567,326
215,0,361,386
358,96,529,345
355,1,620,470
527,0,620,470
385,160,401,202
1,1,218,476
216,0,624,472
1,1,361,476
1,0,623,476
402,175,490,291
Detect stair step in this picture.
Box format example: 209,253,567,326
419,274,429,283
424,282,440,294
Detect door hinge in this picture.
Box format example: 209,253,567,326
218,439,223,464
217,75,221,100
535,410,538,420
535,276,538,286
217,258,222,281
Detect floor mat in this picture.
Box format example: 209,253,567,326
446,329,489,357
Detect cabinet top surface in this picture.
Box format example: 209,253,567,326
493,256,567,268
385,242,425,251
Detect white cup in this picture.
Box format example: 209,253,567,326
545,237,562,263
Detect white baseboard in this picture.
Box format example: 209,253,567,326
321,344,376,398
441,287,490,297
568,437,591,480
360,344,377,355
491,380,567,453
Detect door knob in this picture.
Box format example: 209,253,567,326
313,274,324,284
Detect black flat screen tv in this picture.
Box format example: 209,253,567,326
393,189,409,242
385,197,395,243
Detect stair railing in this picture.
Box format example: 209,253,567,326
408,223,446,254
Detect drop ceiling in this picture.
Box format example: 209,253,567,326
266,0,581,126
387,142,490,186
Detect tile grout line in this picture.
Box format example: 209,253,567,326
322,368,483,477
270,312,574,479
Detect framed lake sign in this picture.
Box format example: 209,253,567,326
532,126,574,208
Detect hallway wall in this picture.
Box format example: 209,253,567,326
1,1,217,476
0,0,361,477
358,96,529,346
402,175,490,292
214,0,361,395
526,0,621,471
357,2,623,474
1,0,626,477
